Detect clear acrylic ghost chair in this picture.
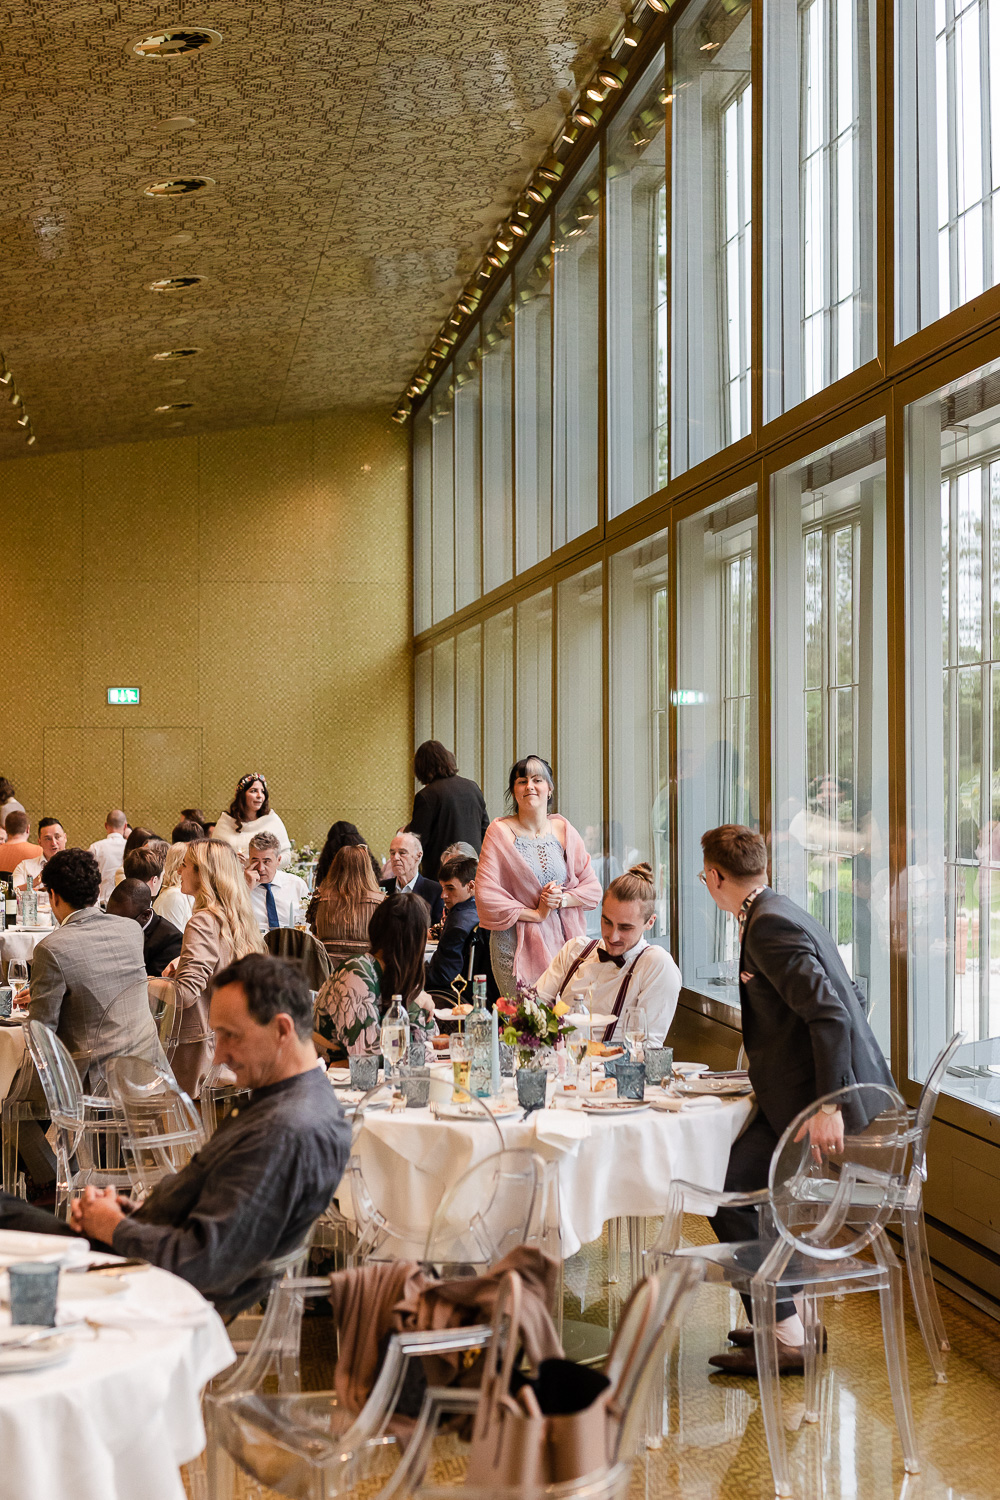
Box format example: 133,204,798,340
416,1470,634,1500
91,981,173,1094
1,1047,47,1195
105,1055,205,1199
377,1261,704,1500
646,1082,919,1498
23,1020,132,1218
345,1083,503,1266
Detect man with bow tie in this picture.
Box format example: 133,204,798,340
535,863,681,1046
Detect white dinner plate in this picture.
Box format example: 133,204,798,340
676,1077,754,1097
0,1231,90,1270
671,1061,709,1078
0,1328,74,1372
580,1098,651,1116
431,1101,519,1121
562,1013,618,1030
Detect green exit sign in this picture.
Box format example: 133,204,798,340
107,687,140,705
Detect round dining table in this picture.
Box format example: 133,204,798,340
0,921,54,969
0,1249,234,1500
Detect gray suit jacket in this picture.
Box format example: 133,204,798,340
28,905,158,1074
739,889,894,1136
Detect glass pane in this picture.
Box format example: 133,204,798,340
907,356,1000,1111
607,48,668,516
454,330,482,611
771,421,889,1057
432,637,455,752
483,608,514,820
413,404,433,634
553,150,601,549
898,0,1000,338
455,624,482,789
677,485,759,1006
765,0,876,416
430,372,455,622
610,528,672,949
515,589,553,763
557,564,604,936
414,648,432,754
515,222,553,574
481,278,514,593
672,0,754,476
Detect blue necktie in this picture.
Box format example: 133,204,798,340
262,883,279,930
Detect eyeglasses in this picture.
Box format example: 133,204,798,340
697,870,713,886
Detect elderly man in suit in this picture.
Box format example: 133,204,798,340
699,823,894,1376
19,848,158,1194
380,829,444,925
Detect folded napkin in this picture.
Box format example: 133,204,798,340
0,1230,91,1269
532,1109,591,1151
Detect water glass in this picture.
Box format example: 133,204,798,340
644,1046,674,1084
8,1262,59,1326
0,987,12,1019
399,1064,430,1109
623,1006,647,1062
515,1065,547,1111
615,1061,646,1101
349,1054,379,1092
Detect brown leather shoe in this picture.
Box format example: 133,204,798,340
728,1326,827,1351
709,1343,805,1376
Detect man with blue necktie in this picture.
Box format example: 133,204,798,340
245,831,308,933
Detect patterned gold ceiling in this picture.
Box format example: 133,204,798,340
0,0,622,458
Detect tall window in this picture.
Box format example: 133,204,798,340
607,49,668,516
414,647,432,753
908,360,1000,1109
515,589,553,763
676,486,759,1004
553,151,601,551
610,530,671,947
481,279,514,593
413,405,433,634
515,225,553,574
455,624,482,787
672,0,754,475
558,565,604,934
898,0,1000,338
453,330,482,611
765,0,875,416
772,422,889,1052
432,636,455,752
430,375,455,623
483,609,514,819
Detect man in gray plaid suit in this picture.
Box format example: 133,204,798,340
19,848,156,1191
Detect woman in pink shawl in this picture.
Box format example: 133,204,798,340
476,755,603,995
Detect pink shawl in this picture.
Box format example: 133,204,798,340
476,816,603,986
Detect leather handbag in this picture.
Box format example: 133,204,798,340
466,1270,653,1488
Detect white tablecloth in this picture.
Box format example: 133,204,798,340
0,1026,26,1098
0,1261,234,1500
340,1091,754,1258
0,925,53,966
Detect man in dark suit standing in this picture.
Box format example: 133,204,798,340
106,877,183,977
699,824,894,1375
380,830,444,925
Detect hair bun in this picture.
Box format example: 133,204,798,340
627,862,654,883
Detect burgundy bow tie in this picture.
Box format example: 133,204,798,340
597,948,626,968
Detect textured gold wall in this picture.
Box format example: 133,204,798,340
1,411,413,860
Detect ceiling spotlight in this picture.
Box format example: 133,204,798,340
127,28,222,60
586,81,609,103
496,230,514,253
26,434,37,446
509,219,528,239
9,391,22,407
16,413,30,428
561,122,581,145
644,0,669,12
148,275,206,292
0,370,11,386
144,177,215,198
391,409,409,424
526,180,552,205
151,348,201,360
155,402,194,412
539,156,566,184
598,59,629,90
621,21,642,46
514,197,533,220
572,102,602,128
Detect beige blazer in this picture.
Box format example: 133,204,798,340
171,907,235,1097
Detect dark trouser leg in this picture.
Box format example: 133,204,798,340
16,1122,57,1185
712,1111,797,1324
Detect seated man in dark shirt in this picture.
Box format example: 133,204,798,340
106,877,183,977
425,855,478,993
0,954,350,1317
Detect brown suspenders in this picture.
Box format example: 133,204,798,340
555,939,645,1045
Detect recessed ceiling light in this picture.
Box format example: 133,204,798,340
151,347,201,360
155,402,194,412
155,116,198,131
144,177,215,198
126,29,222,61
148,276,206,292
163,232,195,246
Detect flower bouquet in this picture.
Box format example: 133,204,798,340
496,981,573,1069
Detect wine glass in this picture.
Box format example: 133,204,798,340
8,961,29,1009
623,1006,647,1063
565,1000,589,1086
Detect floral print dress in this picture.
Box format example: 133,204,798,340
314,955,435,1059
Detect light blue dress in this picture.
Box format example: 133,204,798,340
490,833,569,998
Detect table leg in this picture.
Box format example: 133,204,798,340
607,1218,622,1284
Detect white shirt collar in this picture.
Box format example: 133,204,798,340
598,934,647,965
400,873,418,893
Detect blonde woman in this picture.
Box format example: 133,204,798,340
162,838,265,1096
308,844,385,964
153,843,195,933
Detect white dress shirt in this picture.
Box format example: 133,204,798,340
89,832,127,904
535,935,681,1046
153,885,195,933
249,870,309,932
12,854,45,891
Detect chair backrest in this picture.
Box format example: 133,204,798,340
147,977,173,1020
770,1081,911,1261
423,1148,558,1273
105,1054,205,1189
911,1030,966,1175
91,979,168,1092
23,1020,85,1130
264,927,332,990
605,1259,704,1460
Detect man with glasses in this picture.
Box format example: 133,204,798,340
698,823,893,1376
